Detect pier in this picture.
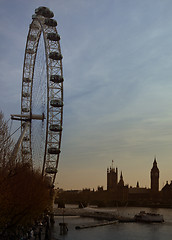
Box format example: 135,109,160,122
54,207,135,222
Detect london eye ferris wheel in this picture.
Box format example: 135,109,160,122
11,7,64,185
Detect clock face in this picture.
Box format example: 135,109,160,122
152,171,158,177
152,172,158,177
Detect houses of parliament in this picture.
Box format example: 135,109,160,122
57,158,172,207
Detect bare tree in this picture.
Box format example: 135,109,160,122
0,111,51,237
0,111,13,167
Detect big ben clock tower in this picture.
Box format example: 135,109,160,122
151,157,159,192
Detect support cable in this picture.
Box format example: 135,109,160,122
1,125,21,146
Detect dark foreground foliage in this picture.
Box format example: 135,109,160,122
0,111,52,238
0,163,51,238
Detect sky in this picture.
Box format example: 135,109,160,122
1,0,172,190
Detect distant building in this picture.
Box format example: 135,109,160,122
118,172,124,188
107,166,118,191
161,181,172,205
57,157,172,207
151,157,159,192
106,158,161,205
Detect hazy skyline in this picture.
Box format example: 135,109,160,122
1,0,172,190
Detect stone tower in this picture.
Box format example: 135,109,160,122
150,157,159,192
107,165,118,191
118,171,124,187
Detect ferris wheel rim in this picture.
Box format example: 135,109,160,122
21,7,64,184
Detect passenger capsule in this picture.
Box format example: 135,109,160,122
47,33,60,41
23,78,31,83
35,6,54,18
50,75,64,83
49,52,63,60
48,147,60,154
45,167,57,174
50,99,63,107
44,18,57,27
49,124,62,132
32,14,37,20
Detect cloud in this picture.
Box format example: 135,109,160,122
1,0,172,189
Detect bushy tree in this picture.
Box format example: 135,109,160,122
0,163,51,235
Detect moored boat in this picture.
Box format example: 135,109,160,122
134,211,164,223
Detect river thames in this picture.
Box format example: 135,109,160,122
50,206,172,240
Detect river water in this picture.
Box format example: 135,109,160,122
50,206,172,240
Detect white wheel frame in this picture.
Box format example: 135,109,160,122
21,9,64,184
